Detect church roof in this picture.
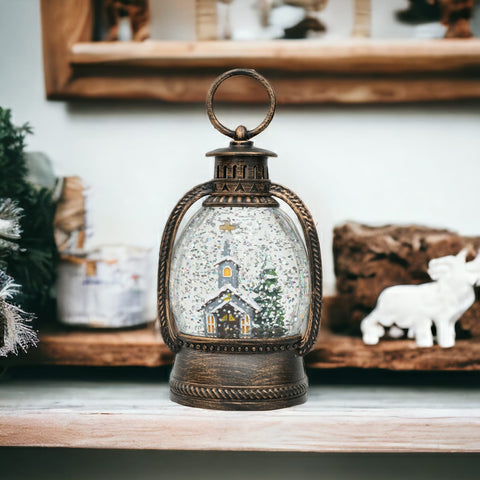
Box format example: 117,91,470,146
214,239,241,267
200,284,260,311
214,256,241,267
210,298,247,315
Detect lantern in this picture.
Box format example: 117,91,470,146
158,69,322,410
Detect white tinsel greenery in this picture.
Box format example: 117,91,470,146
0,200,37,356
0,271,37,356
0,198,22,251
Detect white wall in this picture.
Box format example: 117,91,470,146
1,0,480,304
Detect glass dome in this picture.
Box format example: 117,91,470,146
170,206,310,339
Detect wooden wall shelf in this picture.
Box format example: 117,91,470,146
5,303,480,371
308,331,480,371
41,0,480,104
70,39,480,74
7,323,173,368
1,380,479,451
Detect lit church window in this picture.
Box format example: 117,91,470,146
207,315,215,334
223,266,232,277
241,315,250,335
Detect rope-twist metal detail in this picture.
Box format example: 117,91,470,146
270,183,323,356
170,379,308,401
157,182,213,352
157,183,321,356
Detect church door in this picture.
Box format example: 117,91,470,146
216,305,240,339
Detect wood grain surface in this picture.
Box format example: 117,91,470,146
308,331,480,371
58,73,480,104
5,322,173,367
39,0,480,104
3,296,480,371
70,39,480,74
1,380,479,451
40,0,93,97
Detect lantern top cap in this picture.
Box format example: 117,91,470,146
206,140,277,158
206,68,276,143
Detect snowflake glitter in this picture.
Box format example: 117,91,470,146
170,206,310,338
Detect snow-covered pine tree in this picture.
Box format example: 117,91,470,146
253,263,287,338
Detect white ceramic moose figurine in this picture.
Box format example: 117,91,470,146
361,249,480,348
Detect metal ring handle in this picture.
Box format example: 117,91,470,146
206,68,276,141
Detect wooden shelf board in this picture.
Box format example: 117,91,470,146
1,380,479,451
59,39,480,104
70,39,480,74
7,323,173,367
308,331,480,371
60,74,480,104
4,313,479,371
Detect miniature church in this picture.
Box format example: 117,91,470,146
201,239,259,339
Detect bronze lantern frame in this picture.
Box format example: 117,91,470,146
158,69,322,410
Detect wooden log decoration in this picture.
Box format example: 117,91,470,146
331,222,480,338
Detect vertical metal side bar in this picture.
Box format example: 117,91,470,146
157,182,213,352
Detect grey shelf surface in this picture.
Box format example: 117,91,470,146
1,379,479,452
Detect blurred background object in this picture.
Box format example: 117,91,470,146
41,0,480,105
57,245,150,329
53,176,88,254
93,0,480,41
94,0,150,41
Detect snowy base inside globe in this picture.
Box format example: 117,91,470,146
169,347,308,410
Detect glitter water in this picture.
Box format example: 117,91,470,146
170,206,310,338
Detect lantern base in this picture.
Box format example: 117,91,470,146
169,347,308,410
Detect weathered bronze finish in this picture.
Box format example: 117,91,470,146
170,348,308,410
157,69,322,410
206,68,276,142
157,181,322,356
203,141,279,207
204,69,279,208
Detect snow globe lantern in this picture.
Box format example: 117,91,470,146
158,69,322,410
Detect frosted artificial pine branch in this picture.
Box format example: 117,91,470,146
0,270,37,356
0,198,37,355
0,198,22,250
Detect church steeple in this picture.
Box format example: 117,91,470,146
216,239,240,288
222,240,231,257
